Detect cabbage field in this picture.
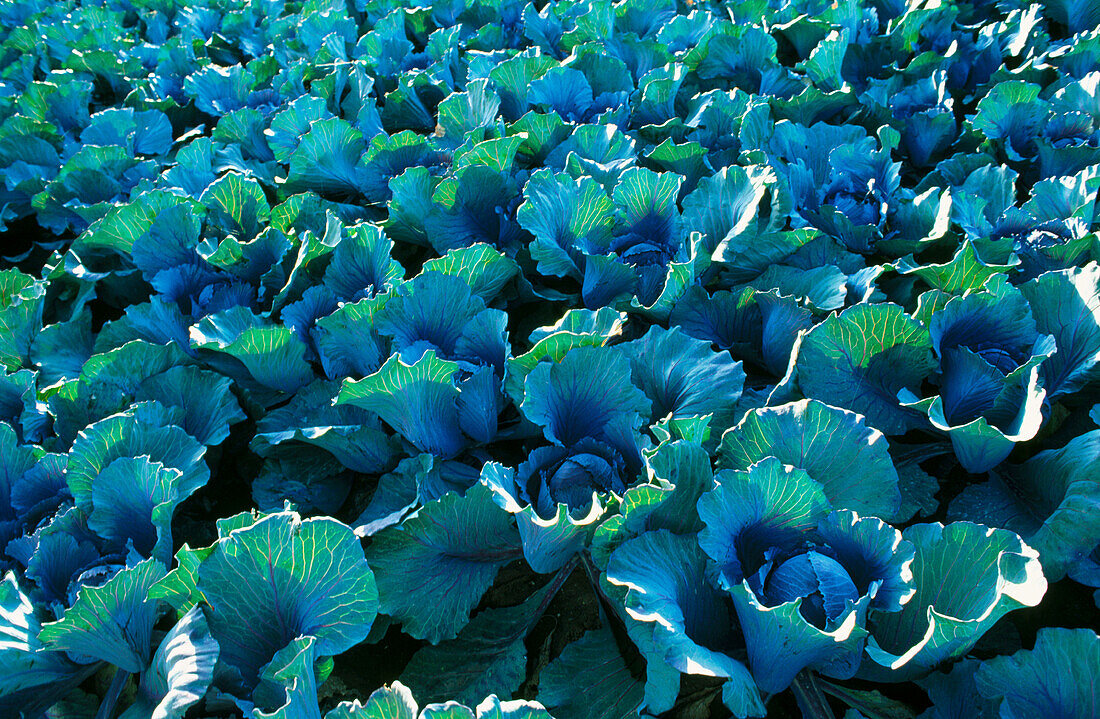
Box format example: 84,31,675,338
2,0,1100,717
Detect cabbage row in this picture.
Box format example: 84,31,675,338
2,0,1100,716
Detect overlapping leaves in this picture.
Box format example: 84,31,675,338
2,0,1099,716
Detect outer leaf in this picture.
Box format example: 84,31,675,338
611,168,681,245
252,448,353,516
436,80,501,149
1041,0,1100,32
975,627,1100,719
796,303,937,435
76,190,190,256
634,440,712,535
424,165,524,253
718,399,902,519
255,381,398,475
422,245,520,303
66,410,208,517
323,222,403,301
671,285,812,376
624,325,745,432
148,544,214,615
893,240,1017,296
326,682,417,719
366,483,521,643
374,272,507,369
338,351,467,458
201,172,270,240
0,270,45,372
402,580,556,705
1019,262,1100,397
916,658,996,719
20,505,100,606
454,137,526,174
748,264,848,311
0,422,39,541
120,607,219,719
577,257,633,313
862,522,1047,681
528,309,626,345
971,82,1045,152
949,429,1100,581
87,456,184,563
537,626,644,719
0,572,92,714
50,340,189,443
419,704,476,719
190,309,314,394
253,636,322,719
726,582,866,695
196,511,378,686
605,531,765,717
314,295,389,380
39,559,166,673
136,366,246,446
521,346,650,449
683,165,786,256
284,118,366,198
516,169,614,279
474,696,554,719
503,334,608,408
